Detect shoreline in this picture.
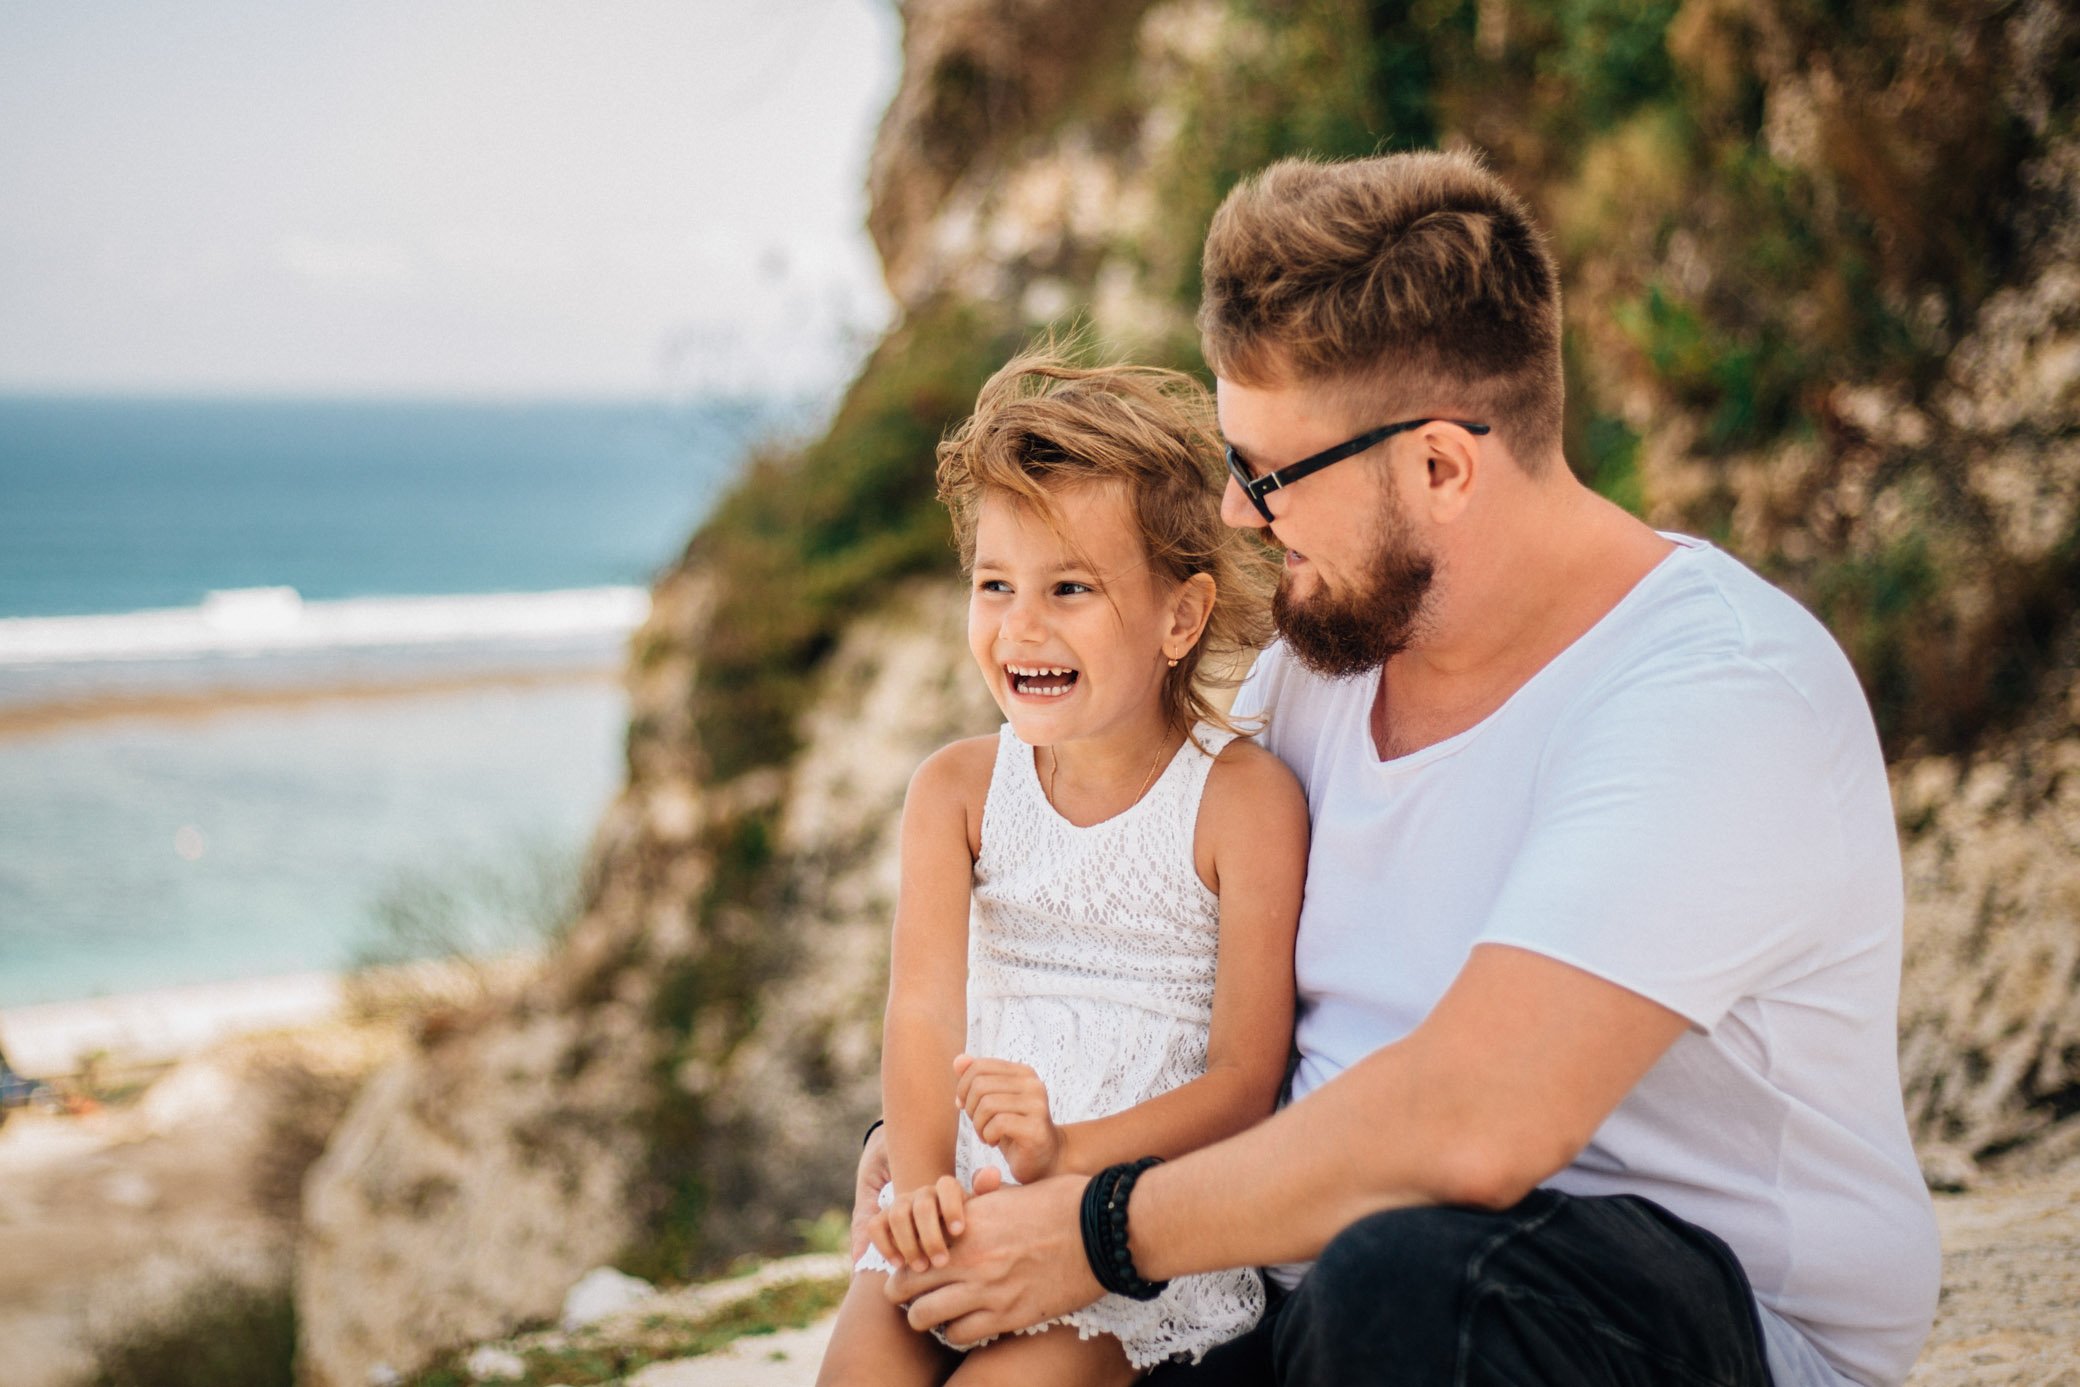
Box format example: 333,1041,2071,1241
0,663,622,742
0,954,541,1079
0,971,349,1078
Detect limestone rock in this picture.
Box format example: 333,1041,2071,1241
296,1001,661,1387
1907,1165,2080,1383
0,1019,401,1387
463,1345,527,1382
1895,648,2080,1175
561,1267,656,1332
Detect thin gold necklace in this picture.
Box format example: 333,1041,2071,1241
1047,737,1169,814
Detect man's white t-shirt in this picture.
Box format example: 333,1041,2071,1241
1232,536,1940,1387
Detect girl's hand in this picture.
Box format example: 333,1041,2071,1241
849,1124,893,1261
868,1175,970,1273
955,1054,1065,1183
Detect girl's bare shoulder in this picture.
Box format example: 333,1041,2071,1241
1202,735,1307,835
909,734,1000,810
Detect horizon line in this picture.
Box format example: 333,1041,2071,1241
0,384,821,407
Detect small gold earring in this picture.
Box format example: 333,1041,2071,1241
1166,657,1178,668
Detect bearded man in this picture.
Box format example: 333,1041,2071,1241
863,150,1940,1387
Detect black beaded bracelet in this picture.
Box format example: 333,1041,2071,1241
1079,1157,1169,1301
862,1117,884,1149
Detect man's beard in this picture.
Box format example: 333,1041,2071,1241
1271,507,1435,678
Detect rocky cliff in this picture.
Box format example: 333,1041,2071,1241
297,3,2080,1382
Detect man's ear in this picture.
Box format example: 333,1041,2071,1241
1420,423,1481,523
1165,572,1217,660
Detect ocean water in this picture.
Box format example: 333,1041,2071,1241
0,396,776,619
0,683,624,1007
0,396,786,1009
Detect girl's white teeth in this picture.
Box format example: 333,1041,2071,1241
1008,664,1077,696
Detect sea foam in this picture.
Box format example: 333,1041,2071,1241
0,586,651,666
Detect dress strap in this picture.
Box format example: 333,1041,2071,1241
977,724,1042,866
985,721,1237,844
1137,722,1238,866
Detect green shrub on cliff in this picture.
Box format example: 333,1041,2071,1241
685,298,1023,782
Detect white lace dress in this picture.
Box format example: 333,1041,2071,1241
858,722,1266,1368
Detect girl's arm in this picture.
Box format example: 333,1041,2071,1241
963,739,1305,1177
881,737,991,1195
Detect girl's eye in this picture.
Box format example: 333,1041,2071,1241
1054,581,1092,596
977,578,1010,594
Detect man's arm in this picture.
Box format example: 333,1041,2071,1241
891,942,1688,1342
1127,941,1687,1275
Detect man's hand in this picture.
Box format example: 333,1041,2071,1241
849,1125,892,1261
955,1054,1066,1183
886,1170,1103,1347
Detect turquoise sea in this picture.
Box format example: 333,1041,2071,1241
0,396,785,1007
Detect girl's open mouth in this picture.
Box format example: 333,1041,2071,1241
1007,664,1079,697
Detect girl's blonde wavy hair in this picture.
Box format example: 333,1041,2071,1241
936,346,1277,739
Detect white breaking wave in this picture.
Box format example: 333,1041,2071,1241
0,586,652,666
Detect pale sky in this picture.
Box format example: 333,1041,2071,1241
0,1,901,398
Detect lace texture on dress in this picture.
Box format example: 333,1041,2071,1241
857,723,1266,1369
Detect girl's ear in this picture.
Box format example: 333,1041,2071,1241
1164,573,1217,660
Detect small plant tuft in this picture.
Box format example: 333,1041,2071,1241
396,1276,849,1387
87,1275,297,1387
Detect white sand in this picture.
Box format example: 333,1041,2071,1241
1,953,539,1079
1,971,345,1077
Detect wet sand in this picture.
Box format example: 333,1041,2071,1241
0,664,619,742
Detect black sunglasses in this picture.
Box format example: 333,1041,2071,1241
1225,417,1491,522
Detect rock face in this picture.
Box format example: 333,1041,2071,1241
295,573,994,1386
1896,650,2080,1182
296,2,2079,1382
296,996,660,1386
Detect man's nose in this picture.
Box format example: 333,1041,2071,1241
1221,475,1268,530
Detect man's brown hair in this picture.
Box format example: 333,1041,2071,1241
937,347,1276,737
1198,150,1564,468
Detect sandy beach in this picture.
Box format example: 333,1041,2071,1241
1,971,348,1078
1,952,541,1080
0,663,621,742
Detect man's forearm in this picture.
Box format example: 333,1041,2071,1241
1123,1056,1449,1280
1057,1063,1274,1176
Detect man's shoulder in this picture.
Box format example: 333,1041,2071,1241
1589,539,1863,719
1233,640,1366,766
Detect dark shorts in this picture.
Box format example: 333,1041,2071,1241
1145,1189,1773,1387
